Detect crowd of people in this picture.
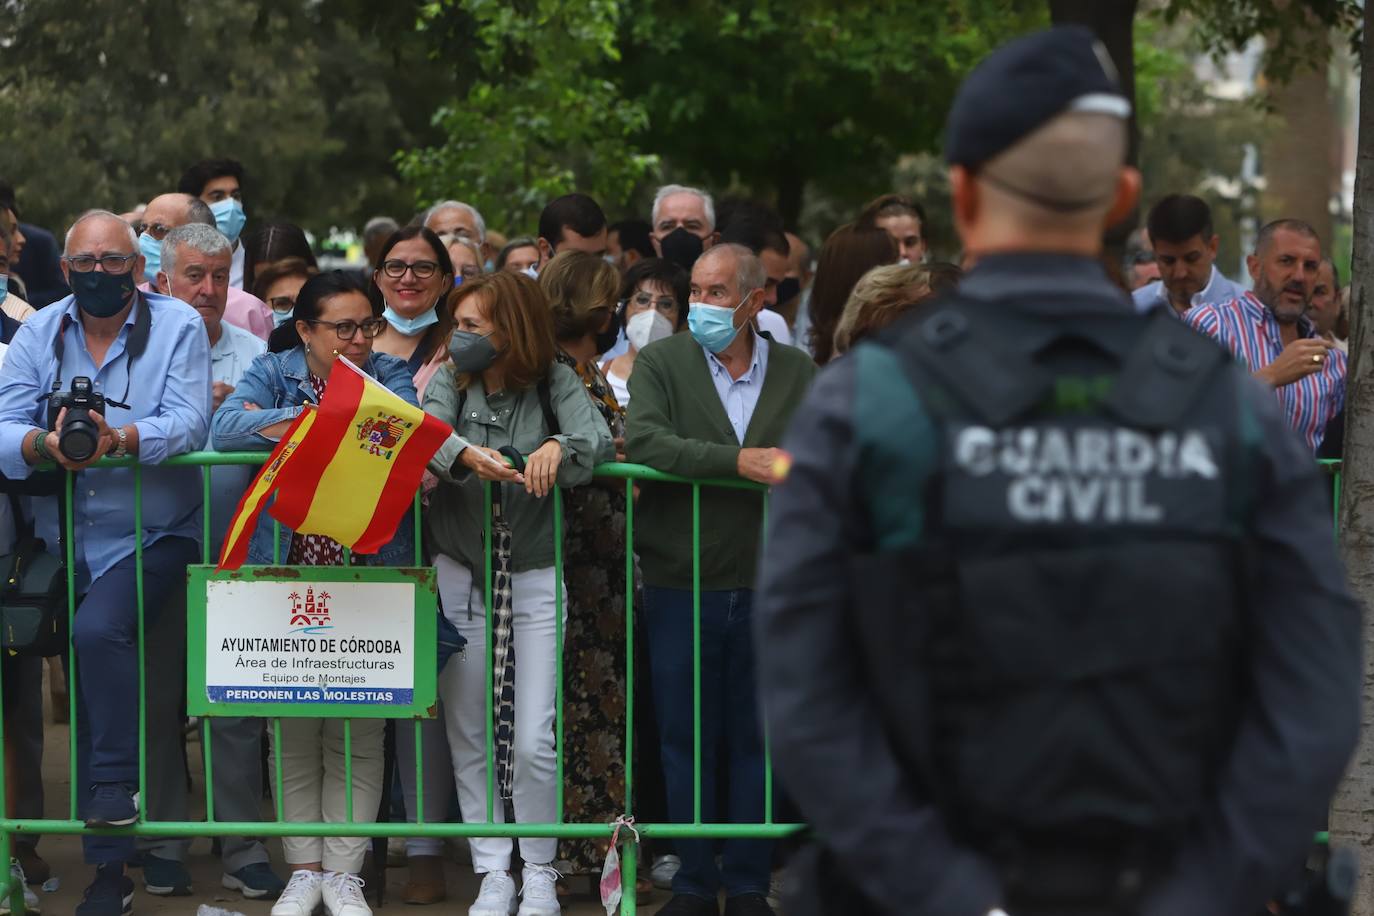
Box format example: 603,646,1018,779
0,149,1349,916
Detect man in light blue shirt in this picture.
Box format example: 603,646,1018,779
0,210,210,915
1131,194,1247,317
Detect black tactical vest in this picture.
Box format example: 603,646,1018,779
850,296,1255,870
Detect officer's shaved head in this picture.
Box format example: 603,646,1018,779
977,111,1128,230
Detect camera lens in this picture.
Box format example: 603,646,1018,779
59,410,99,462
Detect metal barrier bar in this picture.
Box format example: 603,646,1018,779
0,452,809,916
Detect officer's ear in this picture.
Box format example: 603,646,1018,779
949,166,979,236
1103,166,1141,230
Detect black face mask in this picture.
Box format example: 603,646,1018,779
594,306,623,355
775,277,801,306
71,269,137,319
660,227,704,273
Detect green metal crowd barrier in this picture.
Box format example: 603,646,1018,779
0,454,1348,915
0,452,805,915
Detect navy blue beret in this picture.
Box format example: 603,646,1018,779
944,25,1131,168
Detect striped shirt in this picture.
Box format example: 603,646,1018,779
1184,292,1344,452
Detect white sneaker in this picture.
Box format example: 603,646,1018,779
517,863,561,916
271,869,324,916
0,859,40,915
469,869,517,916
323,872,370,916
650,854,680,890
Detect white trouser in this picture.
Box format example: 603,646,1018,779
435,553,563,873
278,717,386,874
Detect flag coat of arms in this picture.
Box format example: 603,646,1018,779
216,357,451,570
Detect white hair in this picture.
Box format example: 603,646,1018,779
651,184,716,231
699,243,765,297
64,209,138,254
161,223,231,277
423,200,486,242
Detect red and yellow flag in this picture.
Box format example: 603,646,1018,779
216,408,320,570
215,357,451,570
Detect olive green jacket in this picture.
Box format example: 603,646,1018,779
625,331,816,590
424,361,614,572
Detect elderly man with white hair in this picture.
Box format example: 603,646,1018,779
423,199,491,264
0,209,211,916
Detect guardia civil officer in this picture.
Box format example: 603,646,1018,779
753,26,1361,916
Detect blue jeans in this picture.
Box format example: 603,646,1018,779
72,535,199,865
643,586,771,899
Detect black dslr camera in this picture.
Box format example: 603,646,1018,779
46,377,106,463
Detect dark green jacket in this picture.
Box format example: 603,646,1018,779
625,330,816,590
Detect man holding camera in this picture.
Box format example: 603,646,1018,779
0,210,211,916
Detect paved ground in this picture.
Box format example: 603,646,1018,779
22,663,667,915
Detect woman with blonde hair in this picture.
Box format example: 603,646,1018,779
831,261,962,356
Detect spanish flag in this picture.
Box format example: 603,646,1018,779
215,357,451,570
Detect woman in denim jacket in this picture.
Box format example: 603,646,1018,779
211,271,415,916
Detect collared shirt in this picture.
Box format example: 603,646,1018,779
703,329,770,444
206,320,267,557
0,291,212,586
1132,264,1249,316
210,319,267,388
1184,292,1345,452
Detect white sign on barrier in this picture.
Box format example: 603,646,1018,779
202,578,416,708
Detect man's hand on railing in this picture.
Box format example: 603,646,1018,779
33,407,119,471
738,447,786,486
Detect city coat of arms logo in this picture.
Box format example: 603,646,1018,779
288,586,332,630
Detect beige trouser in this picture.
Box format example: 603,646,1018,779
278,717,386,874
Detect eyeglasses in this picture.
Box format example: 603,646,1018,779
630,292,678,313
308,317,387,339
381,259,440,280
268,296,296,313
64,254,138,274
458,264,481,279
144,222,177,241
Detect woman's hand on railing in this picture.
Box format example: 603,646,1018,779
525,440,562,498
461,444,524,485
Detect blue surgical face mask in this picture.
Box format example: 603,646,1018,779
687,297,747,354
272,308,295,327
139,231,162,284
0,274,8,303
521,265,539,280
381,304,440,337
210,198,247,243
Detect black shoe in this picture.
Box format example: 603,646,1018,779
658,894,721,916
84,783,139,829
141,855,192,896
75,866,134,916
13,844,49,885
724,892,774,916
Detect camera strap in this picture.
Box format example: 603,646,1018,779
50,291,152,406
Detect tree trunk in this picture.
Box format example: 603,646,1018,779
1261,24,1335,244
1049,0,1141,275
1048,0,1139,167
1330,3,1374,914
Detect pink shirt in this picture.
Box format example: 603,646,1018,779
224,287,273,341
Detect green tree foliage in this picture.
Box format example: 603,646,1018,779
615,0,1046,226
396,0,661,235
0,0,457,235
1160,0,1359,78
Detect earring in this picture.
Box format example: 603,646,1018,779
332,349,340,357
304,342,310,354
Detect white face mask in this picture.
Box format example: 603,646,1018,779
626,309,674,352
